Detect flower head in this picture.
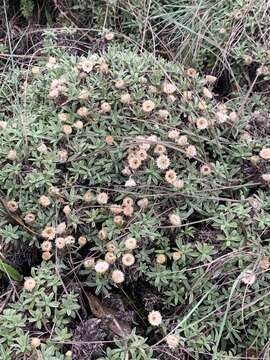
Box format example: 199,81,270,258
121,93,131,104
111,270,125,284
259,148,270,160
166,334,179,349
173,179,184,189
6,200,18,213
110,204,123,214
7,149,17,161
58,112,69,122
241,270,256,285
172,251,182,261
106,241,116,252
41,226,56,240
105,252,116,264
139,76,148,84
0,121,7,130
205,75,217,84
229,112,238,122
115,79,125,89
77,107,89,117
63,205,71,215
125,237,137,250
123,197,134,207
24,213,36,225
137,198,149,210
162,82,176,94
122,253,135,266
200,164,212,176
42,251,52,261
233,10,243,20
114,215,124,226
95,260,109,273
262,173,270,183
182,91,193,100
57,149,68,163
123,205,134,217
78,236,87,246
198,99,207,111
156,254,166,264
154,144,167,155
81,59,93,73
55,237,66,249
41,241,52,252
244,55,253,65
142,100,155,112
177,135,188,147
156,155,170,170
202,87,213,99
105,135,114,145
148,310,162,326
159,110,170,121
125,178,137,187
128,156,142,170
259,257,270,271
39,195,51,208
84,257,95,269
216,111,228,123
37,143,48,154
97,192,109,205
48,186,60,197
165,169,177,184
63,236,73,246
74,120,84,129
186,68,197,78
31,66,40,75
169,213,181,227
105,32,114,41
78,89,90,100
83,191,93,203
98,229,108,241
185,145,197,158
31,338,41,349
168,129,180,140
196,117,209,130
63,124,72,135
100,102,111,114
24,277,36,292
136,149,148,161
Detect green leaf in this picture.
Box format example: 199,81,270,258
0,259,23,282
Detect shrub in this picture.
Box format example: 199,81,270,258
0,40,270,358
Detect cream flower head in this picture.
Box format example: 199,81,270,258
196,117,209,130
81,59,93,73
169,213,181,227
165,169,177,184
259,148,270,160
97,192,109,205
125,237,137,250
95,260,109,273
148,310,162,326
162,82,176,94
168,129,180,140
111,270,125,284
165,334,179,349
142,100,155,112
156,155,170,170
122,253,135,266
41,226,56,240
24,277,36,292
241,270,256,285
